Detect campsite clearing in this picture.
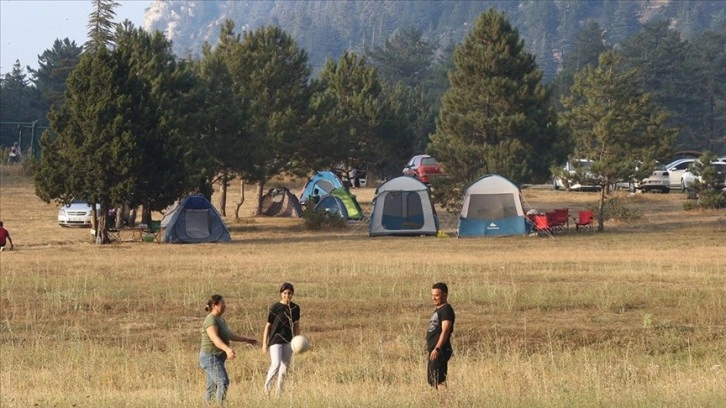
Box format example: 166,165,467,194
1,165,725,407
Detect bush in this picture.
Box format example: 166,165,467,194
696,190,726,209
302,205,347,230
603,196,641,221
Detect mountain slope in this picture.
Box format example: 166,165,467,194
143,0,724,80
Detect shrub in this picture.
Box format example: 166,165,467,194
603,196,641,221
302,205,347,230
696,190,726,209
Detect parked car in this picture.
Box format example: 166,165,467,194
634,162,670,193
681,161,726,191
552,159,601,191
402,154,444,184
664,158,696,190
58,200,97,227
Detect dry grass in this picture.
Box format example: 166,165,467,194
1,165,725,407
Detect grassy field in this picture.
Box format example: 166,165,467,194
1,165,725,407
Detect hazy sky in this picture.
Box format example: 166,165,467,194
0,0,151,74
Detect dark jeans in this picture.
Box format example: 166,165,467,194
427,348,453,388
199,351,229,403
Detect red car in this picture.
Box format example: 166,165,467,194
402,154,444,184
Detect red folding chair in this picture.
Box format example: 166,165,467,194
533,214,553,237
575,210,594,232
554,208,569,230
546,211,565,233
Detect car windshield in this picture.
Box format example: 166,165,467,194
421,157,439,165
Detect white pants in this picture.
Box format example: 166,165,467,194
264,343,293,395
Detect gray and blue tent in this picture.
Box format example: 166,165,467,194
369,176,438,236
457,174,526,237
162,195,231,243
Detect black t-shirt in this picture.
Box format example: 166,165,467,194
426,303,455,351
267,301,300,346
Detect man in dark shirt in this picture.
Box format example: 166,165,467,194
426,282,455,388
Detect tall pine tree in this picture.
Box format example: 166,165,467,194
428,9,561,211
560,50,677,231
235,25,312,214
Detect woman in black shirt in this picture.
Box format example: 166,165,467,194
262,282,300,396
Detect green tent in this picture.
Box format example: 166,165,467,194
329,188,364,220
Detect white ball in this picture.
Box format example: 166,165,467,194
290,335,310,354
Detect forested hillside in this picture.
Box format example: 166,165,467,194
143,0,725,79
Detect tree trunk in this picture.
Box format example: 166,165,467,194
219,171,228,217
255,181,265,216
127,206,137,227
141,205,152,226
115,205,124,229
96,205,110,245
598,186,606,232
234,179,246,220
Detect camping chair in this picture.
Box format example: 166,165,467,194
533,214,553,237
107,228,120,242
143,220,162,243
575,210,594,232
546,211,564,233
553,208,569,230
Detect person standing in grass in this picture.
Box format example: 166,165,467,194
262,282,300,396
0,221,14,251
427,282,455,389
199,294,258,404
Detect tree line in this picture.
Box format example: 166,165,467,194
1,3,723,241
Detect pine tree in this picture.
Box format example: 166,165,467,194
86,0,119,53
560,50,677,231
619,21,701,152
314,52,383,176
367,27,436,88
428,9,561,211
197,20,253,215
29,38,83,119
36,48,138,244
550,21,609,109
235,25,312,214
113,21,199,224
0,61,43,146
35,22,199,243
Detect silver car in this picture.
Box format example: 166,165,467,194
58,200,96,227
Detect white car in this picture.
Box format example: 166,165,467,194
681,161,726,191
664,158,696,190
58,200,96,227
553,159,601,191
634,162,670,193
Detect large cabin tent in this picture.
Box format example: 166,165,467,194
458,174,526,237
369,176,438,236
